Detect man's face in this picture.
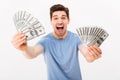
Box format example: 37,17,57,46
51,11,70,37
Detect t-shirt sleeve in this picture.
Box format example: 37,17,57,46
36,37,47,49
76,35,83,48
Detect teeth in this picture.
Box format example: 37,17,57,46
56,26,64,29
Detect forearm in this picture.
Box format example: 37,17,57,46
23,45,43,59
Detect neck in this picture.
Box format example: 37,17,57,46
53,31,68,39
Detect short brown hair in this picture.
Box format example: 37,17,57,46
50,4,69,19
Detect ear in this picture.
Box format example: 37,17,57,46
50,19,52,25
67,18,70,24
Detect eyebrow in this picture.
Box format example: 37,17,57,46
52,15,67,18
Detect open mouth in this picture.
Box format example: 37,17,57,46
56,26,64,30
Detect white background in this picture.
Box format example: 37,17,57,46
0,0,120,80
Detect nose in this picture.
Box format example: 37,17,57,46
58,18,63,22
57,19,64,25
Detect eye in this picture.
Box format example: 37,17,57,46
61,17,66,20
53,17,58,20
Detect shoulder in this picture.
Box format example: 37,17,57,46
68,31,79,39
68,31,83,45
36,33,52,44
41,33,52,40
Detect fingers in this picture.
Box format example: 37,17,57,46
93,45,102,54
12,32,25,41
88,45,102,59
11,32,27,50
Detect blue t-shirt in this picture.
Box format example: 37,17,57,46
37,31,82,80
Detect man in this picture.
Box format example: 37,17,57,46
11,4,102,80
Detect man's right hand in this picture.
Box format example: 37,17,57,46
11,32,27,51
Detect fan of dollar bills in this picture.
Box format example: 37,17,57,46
76,26,109,47
13,11,45,40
